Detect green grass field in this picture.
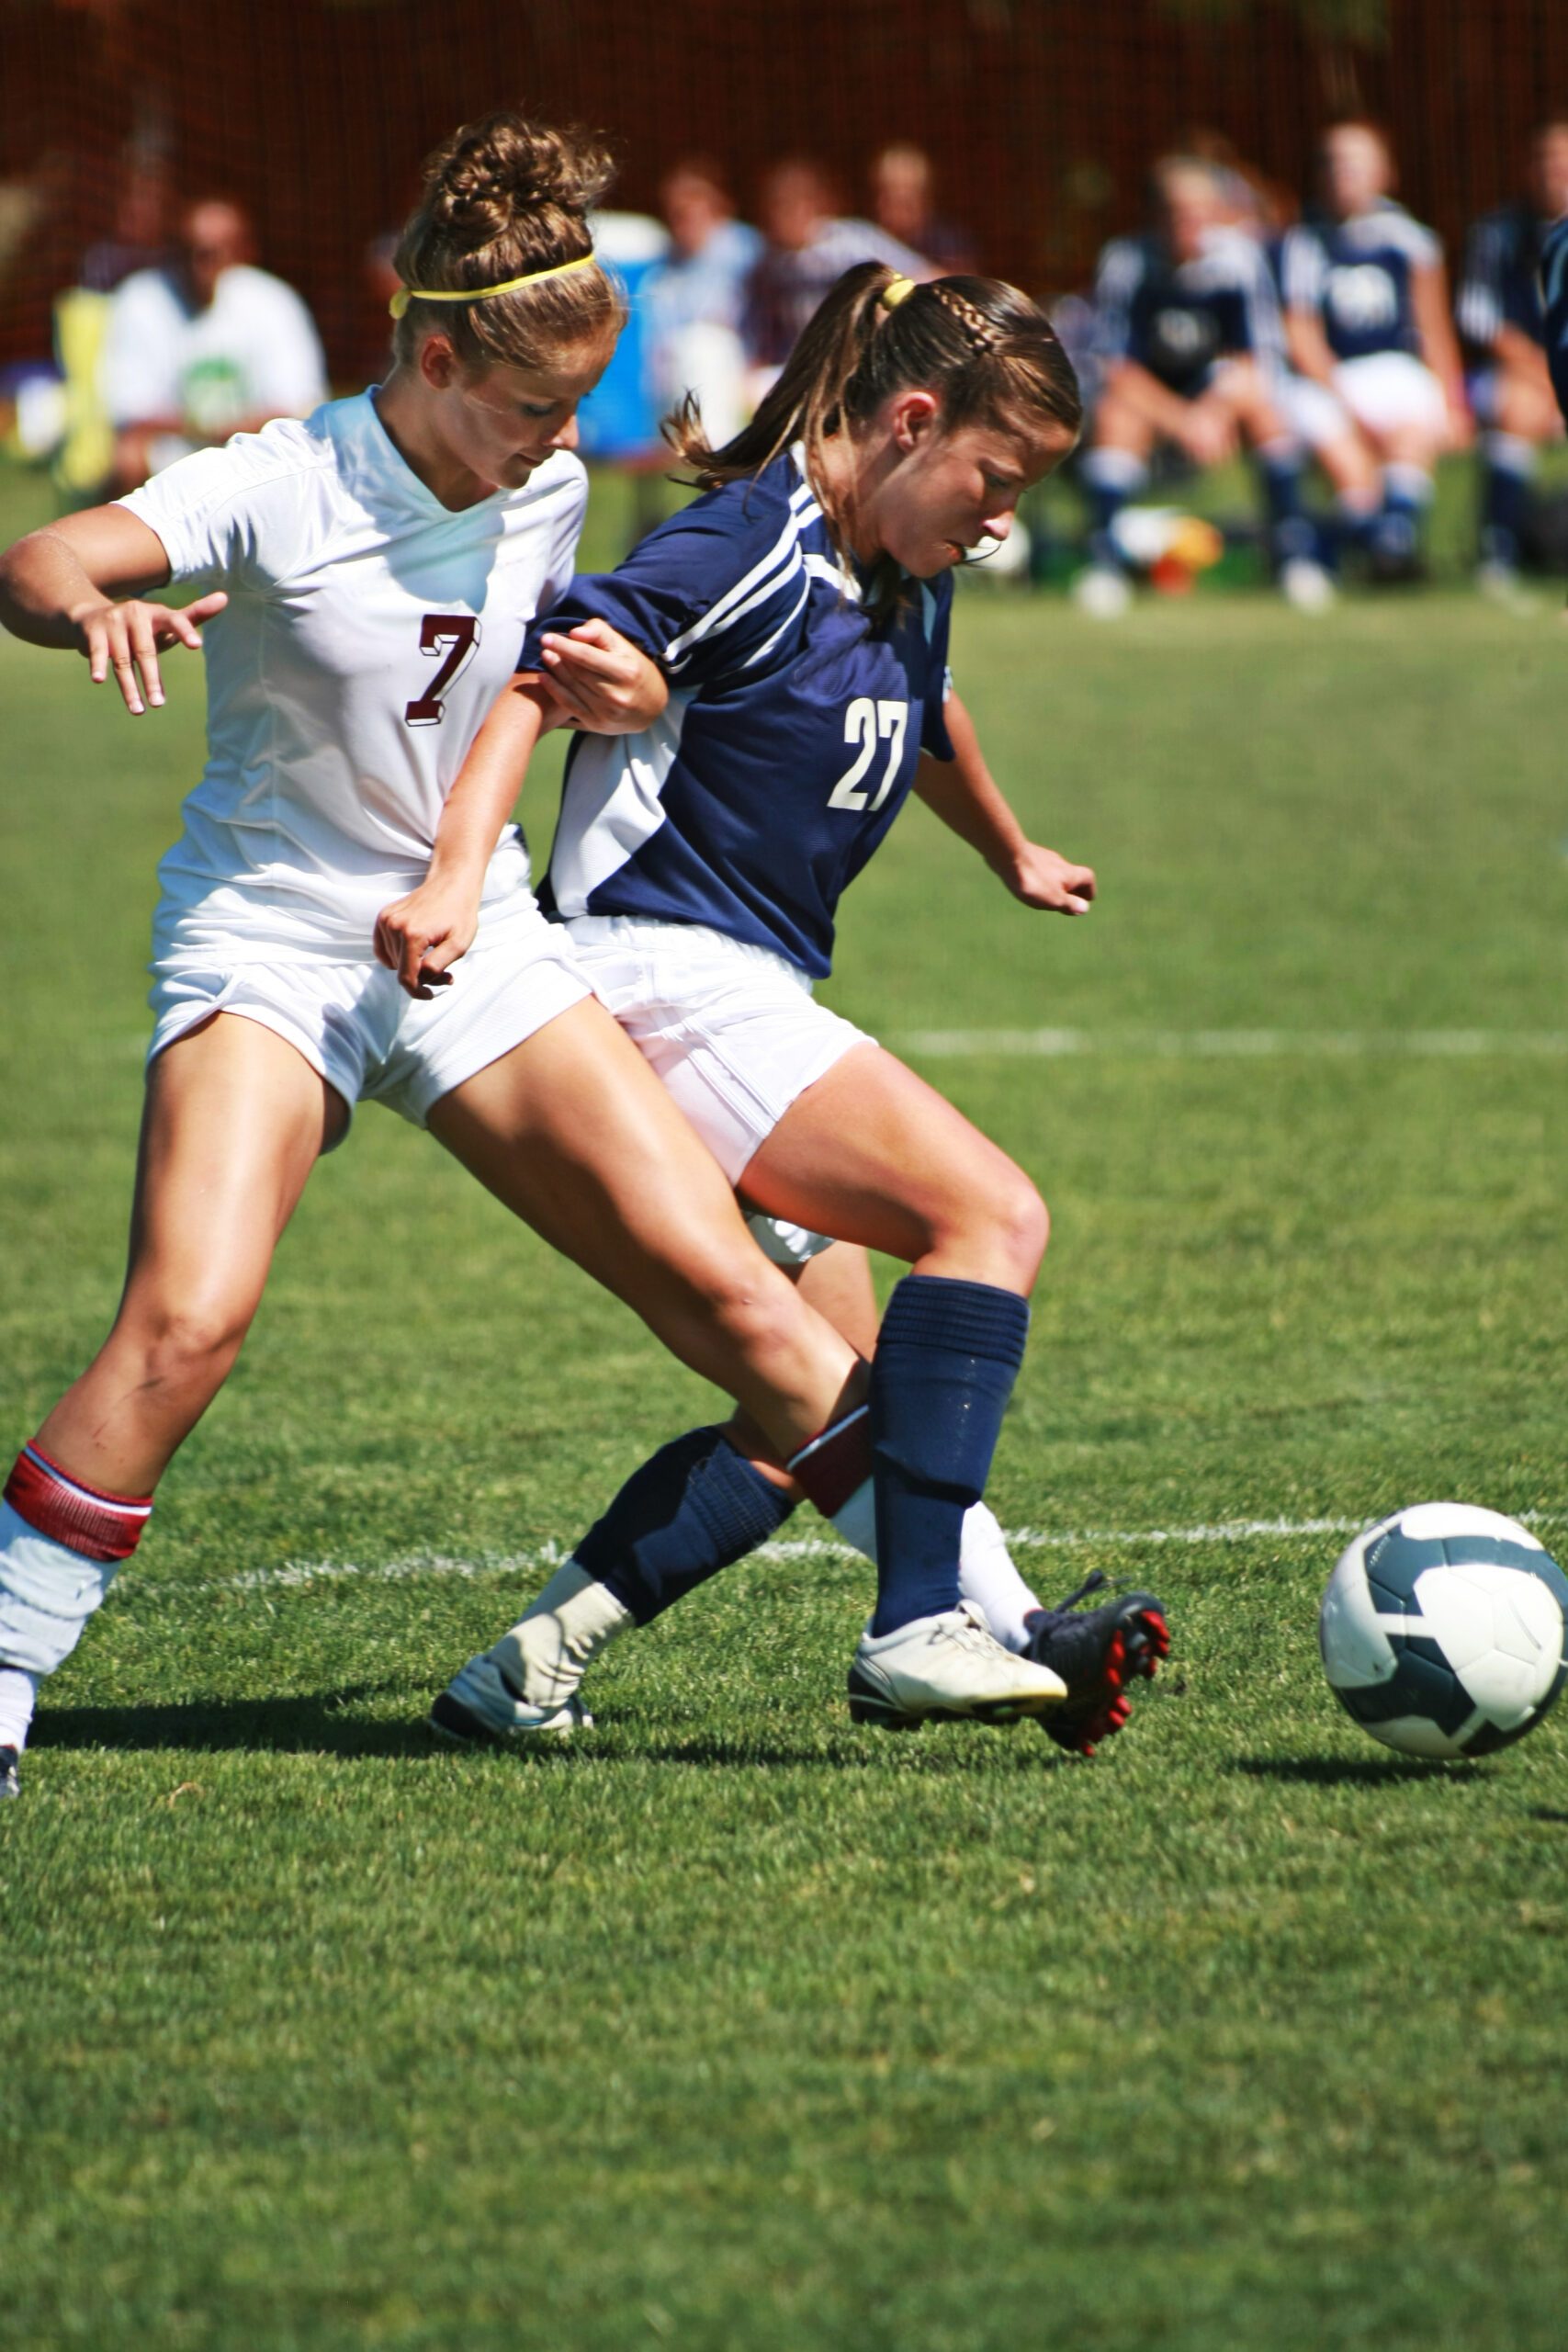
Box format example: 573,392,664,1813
2,454,1566,2352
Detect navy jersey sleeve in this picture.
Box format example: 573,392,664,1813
518,472,812,689
1542,216,1568,428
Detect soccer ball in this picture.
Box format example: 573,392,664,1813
1319,1503,1568,1759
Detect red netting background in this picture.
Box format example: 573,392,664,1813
2,0,1565,378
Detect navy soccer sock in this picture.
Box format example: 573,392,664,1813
1479,434,1535,570
1258,444,1315,567
1079,448,1146,570
868,1274,1031,1639
575,1426,795,1624
1374,463,1431,562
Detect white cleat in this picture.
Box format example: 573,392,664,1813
1072,563,1133,619
847,1600,1068,1729
1474,560,1540,616
1278,557,1337,613
429,1652,591,1744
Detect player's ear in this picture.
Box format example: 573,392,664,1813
416,334,462,391
888,390,942,452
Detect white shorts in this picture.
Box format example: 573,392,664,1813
1331,352,1448,437
1277,370,1352,451
147,904,591,1139
567,912,875,1264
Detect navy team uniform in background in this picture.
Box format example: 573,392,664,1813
1459,203,1562,572
1092,230,1284,392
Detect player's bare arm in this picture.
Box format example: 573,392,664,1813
913,690,1095,915
1285,305,1339,390
374,678,552,997
1412,261,1472,445
0,506,227,716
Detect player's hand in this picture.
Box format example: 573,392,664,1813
533,616,669,733
373,877,481,999
1442,399,1475,454
68,590,228,716
1004,843,1096,915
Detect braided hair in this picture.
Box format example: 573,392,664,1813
667,265,1081,599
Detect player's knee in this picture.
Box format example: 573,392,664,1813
996,1173,1050,1285
942,1165,1048,1287
120,1295,255,1401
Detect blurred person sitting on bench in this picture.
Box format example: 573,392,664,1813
100,195,327,492
1077,154,1330,616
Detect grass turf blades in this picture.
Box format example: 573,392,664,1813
2,459,1566,2351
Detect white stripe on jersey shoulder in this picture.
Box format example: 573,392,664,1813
739,571,812,669
663,469,825,667
804,551,862,601
663,512,807,664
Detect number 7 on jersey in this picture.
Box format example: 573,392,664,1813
405,614,481,728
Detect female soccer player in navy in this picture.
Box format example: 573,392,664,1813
389,264,1168,1748
0,114,888,1801
1280,121,1469,576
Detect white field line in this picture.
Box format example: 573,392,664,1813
894,1027,1568,1060
130,1510,1568,1602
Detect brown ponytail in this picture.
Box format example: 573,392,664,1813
391,111,624,373
668,265,1082,572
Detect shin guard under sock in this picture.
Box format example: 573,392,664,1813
868,1275,1030,1638
575,1426,795,1624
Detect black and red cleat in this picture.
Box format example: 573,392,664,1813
1021,1571,1170,1756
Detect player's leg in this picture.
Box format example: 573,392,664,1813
423,998,875,1739
1476,360,1559,591
1223,360,1333,605
426,997,863,1454
719,1240,1052,1654
734,1046,1163,1733
0,1015,343,1778
1075,395,1154,615
1340,356,1446,572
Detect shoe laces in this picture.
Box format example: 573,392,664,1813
939,1599,1009,1656
1044,1569,1108,1621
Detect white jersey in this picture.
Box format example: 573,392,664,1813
120,393,587,965
101,262,328,435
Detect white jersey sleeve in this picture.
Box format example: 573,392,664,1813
119,418,336,595
1280,225,1327,313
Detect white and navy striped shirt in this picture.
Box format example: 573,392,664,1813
520,448,954,978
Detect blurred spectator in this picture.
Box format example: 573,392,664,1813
868,142,976,275
1279,122,1468,579
741,157,928,391
643,158,762,446
1456,118,1568,594
101,195,327,491
1179,127,1296,244
1075,155,1330,616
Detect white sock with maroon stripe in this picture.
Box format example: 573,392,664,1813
0,1445,154,1746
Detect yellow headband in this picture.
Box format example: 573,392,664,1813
880,275,917,311
389,251,598,321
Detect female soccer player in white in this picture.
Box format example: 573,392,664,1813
392,264,1168,1751
0,122,1075,1803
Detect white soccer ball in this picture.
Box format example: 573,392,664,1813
1319,1503,1568,1759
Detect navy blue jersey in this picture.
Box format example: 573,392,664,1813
1457,204,1551,353
519,448,954,979
1541,214,1568,426
1280,203,1439,362
1094,231,1282,395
